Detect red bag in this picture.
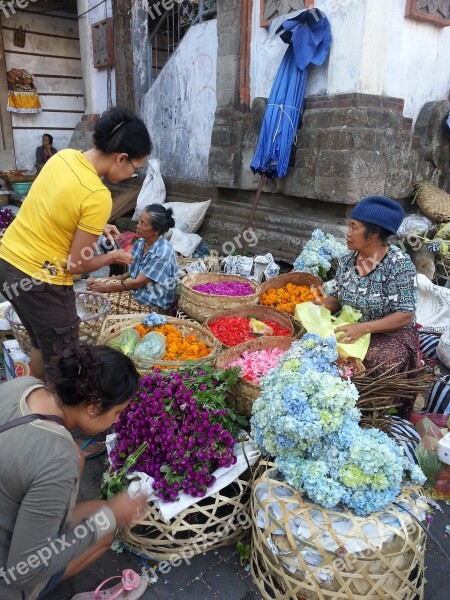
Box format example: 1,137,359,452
119,231,139,254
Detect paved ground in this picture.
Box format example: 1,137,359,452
44,454,450,600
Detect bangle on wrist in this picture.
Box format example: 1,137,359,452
121,279,126,290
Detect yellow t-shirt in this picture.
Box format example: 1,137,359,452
0,149,112,286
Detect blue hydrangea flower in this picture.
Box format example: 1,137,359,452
250,332,426,516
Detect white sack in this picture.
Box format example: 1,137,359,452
132,158,166,221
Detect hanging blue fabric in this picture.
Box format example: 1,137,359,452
250,9,332,180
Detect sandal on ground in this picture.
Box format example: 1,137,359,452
74,437,107,460
71,569,148,599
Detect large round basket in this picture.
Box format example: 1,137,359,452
179,274,260,323
251,461,426,600
216,337,294,417
413,180,450,222
119,473,251,561
98,313,221,373
205,304,295,348
4,292,110,354
260,272,323,315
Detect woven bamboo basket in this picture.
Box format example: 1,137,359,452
353,363,433,426
433,252,450,286
119,473,252,561
413,180,450,222
215,337,294,417
260,272,323,315
205,304,295,348
179,274,260,323
0,171,36,184
4,292,110,354
251,461,427,600
98,313,221,372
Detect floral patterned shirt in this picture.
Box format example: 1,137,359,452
328,245,417,323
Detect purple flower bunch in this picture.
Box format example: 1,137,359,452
111,370,237,502
0,208,15,230
193,281,254,296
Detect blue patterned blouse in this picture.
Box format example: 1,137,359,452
129,236,179,310
328,245,417,323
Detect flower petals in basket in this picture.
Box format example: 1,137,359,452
216,337,293,417
99,313,221,372
179,274,260,323
260,272,323,315
205,305,294,348
5,291,110,354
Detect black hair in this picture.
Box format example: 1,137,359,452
360,221,392,242
143,204,175,235
93,107,152,159
50,344,139,413
43,133,53,145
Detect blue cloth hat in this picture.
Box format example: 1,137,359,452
350,196,405,235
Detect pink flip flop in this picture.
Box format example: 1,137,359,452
71,569,148,600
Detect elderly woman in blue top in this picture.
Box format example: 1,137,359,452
317,196,418,416
88,204,178,313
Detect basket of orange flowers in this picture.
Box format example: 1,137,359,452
99,313,221,373
260,272,323,316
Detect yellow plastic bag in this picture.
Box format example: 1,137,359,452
294,302,371,360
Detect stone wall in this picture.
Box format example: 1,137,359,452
210,87,450,203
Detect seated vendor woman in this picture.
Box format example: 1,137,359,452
318,196,418,414
35,133,57,173
87,204,179,314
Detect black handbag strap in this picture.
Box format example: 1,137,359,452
0,414,65,434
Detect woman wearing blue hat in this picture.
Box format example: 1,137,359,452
319,196,418,416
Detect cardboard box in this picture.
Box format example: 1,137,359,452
3,340,32,380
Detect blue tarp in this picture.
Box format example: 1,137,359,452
250,9,331,180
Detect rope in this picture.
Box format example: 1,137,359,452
268,103,301,144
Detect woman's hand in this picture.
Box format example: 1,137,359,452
108,493,148,525
86,278,109,293
334,322,369,344
111,249,134,266
103,224,120,244
313,295,341,314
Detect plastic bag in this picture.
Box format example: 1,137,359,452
132,158,166,222
397,214,433,238
415,416,444,439
134,332,166,360
107,328,140,356
415,417,450,495
249,318,273,336
294,302,371,360
416,438,442,486
410,413,450,430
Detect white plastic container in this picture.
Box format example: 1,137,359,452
438,432,450,466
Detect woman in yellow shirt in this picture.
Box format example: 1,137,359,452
0,108,151,381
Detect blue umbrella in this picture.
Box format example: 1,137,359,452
247,9,331,227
